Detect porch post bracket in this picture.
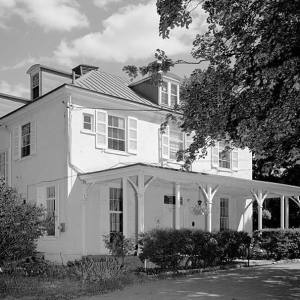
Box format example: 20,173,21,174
128,177,138,194
144,176,155,191
198,184,219,233
83,182,95,201
250,189,268,207
290,196,300,208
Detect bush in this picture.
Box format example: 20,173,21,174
103,232,135,258
0,181,44,262
253,229,300,260
139,229,191,270
67,256,125,283
216,231,251,263
139,229,250,270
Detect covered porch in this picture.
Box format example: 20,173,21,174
79,163,300,254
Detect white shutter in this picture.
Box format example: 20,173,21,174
95,110,108,149
12,126,20,160
161,126,170,160
211,142,219,168
128,117,138,154
232,148,238,170
30,120,37,155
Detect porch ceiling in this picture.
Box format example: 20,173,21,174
79,163,300,198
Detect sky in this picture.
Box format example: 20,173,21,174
0,0,208,98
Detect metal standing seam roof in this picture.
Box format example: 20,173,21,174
73,69,160,107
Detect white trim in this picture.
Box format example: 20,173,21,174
82,111,95,134
127,117,138,154
95,109,108,149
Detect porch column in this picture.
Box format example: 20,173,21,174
122,176,128,237
251,190,268,231
199,185,219,233
280,195,285,229
285,197,289,229
175,183,181,230
138,172,145,233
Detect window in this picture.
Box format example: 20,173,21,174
45,186,56,236
220,198,229,231
170,83,178,106
83,113,94,132
21,123,31,158
169,125,184,160
160,81,179,107
94,110,138,154
161,125,191,161
37,185,58,237
164,195,183,205
32,73,39,99
109,188,123,233
161,82,169,105
211,141,238,170
0,151,8,183
13,121,36,160
108,115,125,151
219,141,231,169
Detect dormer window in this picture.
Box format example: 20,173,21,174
161,82,169,105
32,73,40,99
160,81,179,107
170,83,178,106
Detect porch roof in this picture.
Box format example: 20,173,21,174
79,163,300,198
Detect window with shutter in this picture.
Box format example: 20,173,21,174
95,110,108,149
128,117,138,154
161,126,170,159
169,124,184,160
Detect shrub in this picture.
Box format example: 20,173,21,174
0,181,44,262
253,229,300,260
103,232,135,266
139,228,250,270
216,231,251,263
67,256,125,283
139,229,190,270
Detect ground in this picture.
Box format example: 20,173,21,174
77,262,300,300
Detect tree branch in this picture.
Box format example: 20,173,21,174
174,59,208,65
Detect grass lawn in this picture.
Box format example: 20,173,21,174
0,272,144,300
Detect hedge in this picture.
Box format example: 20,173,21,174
252,229,300,260
139,229,251,270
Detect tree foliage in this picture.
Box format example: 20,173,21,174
124,0,300,172
0,181,44,262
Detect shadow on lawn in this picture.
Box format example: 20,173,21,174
170,265,300,299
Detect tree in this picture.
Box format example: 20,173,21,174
124,0,300,173
0,180,44,262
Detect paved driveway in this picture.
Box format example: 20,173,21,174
78,262,300,300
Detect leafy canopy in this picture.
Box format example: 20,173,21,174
124,0,300,170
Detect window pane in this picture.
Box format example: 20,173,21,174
108,115,125,151
161,93,168,105
171,84,177,94
161,82,168,92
